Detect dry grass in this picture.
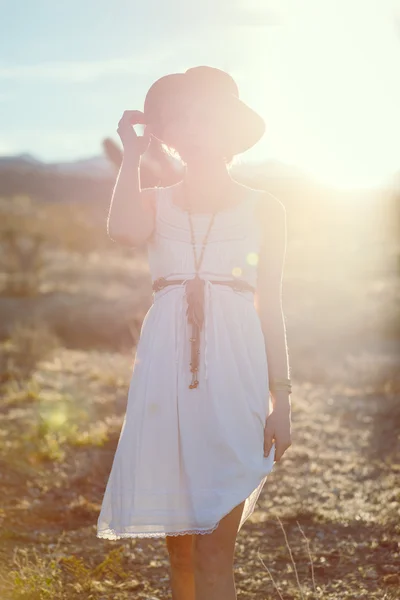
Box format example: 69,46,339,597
0,191,398,598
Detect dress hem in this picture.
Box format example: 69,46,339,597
96,462,275,540
96,521,220,540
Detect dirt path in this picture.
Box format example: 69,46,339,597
0,344,398,599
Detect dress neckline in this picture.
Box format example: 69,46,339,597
166,184,251,218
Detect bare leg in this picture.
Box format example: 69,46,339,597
165,534,195,600
192,500,246,600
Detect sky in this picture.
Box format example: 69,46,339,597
1,0,400,188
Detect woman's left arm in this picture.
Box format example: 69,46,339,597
255,191,292,461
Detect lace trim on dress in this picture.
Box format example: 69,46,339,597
155,231,249,245
97,520,220,540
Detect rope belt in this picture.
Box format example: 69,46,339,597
152,276,256,389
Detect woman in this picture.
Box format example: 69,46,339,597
98,66,292,600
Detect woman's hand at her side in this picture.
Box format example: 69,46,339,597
117,110,153,158
263,398,292,462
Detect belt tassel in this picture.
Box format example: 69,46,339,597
185,274,205,389
152,276,255,389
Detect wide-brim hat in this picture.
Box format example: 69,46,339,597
143,66,266,156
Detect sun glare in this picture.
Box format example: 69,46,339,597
239,0,400,188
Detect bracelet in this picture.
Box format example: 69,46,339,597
269,377,292,394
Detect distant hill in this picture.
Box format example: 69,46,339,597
0,153,115,178
0,151,307,181
0,151,398,244
0,149,319,202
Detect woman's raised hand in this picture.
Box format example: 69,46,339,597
117,110,152,158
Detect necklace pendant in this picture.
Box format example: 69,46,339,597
182,180,219,389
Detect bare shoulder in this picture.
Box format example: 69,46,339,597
253,190,286,260
140,186,160,214
141,182,180,211
253,189,286,226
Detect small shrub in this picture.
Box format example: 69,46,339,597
0,546,63,599
2,318,60,381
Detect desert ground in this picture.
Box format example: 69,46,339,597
0,186,398,599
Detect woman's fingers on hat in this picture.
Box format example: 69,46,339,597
116,110,155,155
117,111,141,138
119,110,145,126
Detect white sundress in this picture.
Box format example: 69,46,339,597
96,184,276,539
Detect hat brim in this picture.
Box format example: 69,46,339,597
143,72,266,156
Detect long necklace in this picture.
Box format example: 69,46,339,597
182,179,219,389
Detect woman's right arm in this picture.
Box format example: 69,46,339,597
107,152,156,247
107,110,157,248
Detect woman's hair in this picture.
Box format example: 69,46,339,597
156,137,236,170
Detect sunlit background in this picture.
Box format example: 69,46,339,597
0,2,399,597
1,0,400,188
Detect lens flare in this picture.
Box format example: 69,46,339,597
232,267,242,277
246,252,259,266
